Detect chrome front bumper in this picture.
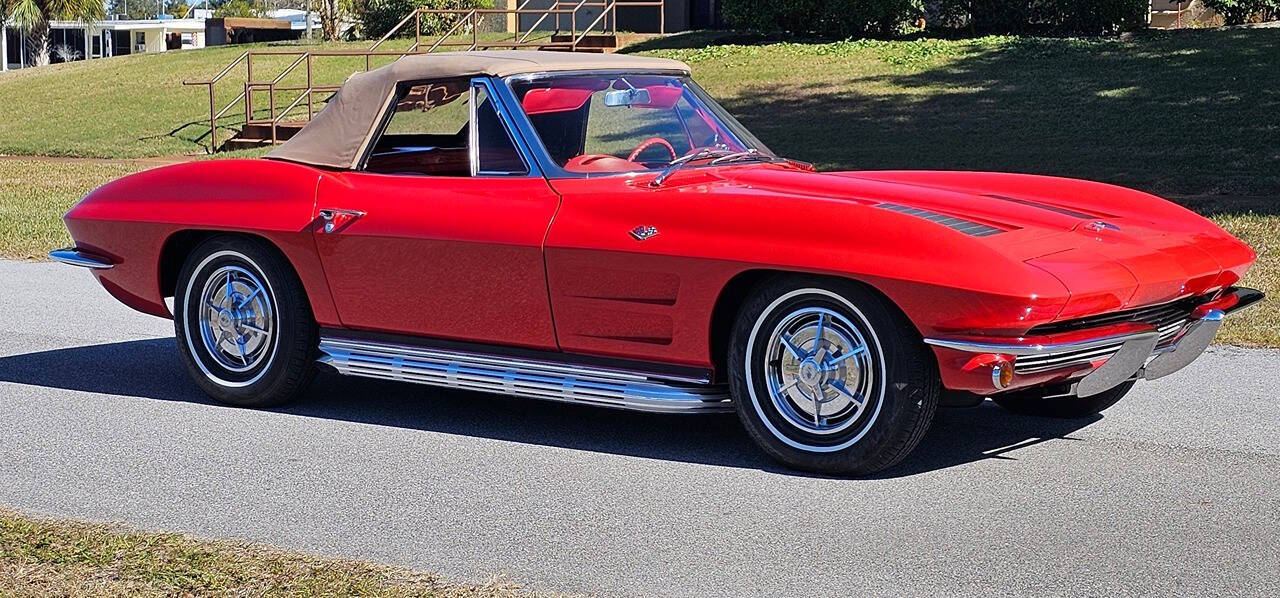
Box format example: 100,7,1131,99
49,248,113,269
925,287,1264,397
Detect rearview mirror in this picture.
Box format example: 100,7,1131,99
603,88,652,107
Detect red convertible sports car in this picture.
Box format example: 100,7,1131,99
53,51,1262,474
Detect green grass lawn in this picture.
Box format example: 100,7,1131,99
0,34,549,159
0,160,142,258
2,29,1277,194
0,509,547,597
631,30,1280,197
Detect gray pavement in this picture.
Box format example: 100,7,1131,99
1,259,1277,597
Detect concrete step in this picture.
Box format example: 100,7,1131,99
223,121,306,151
221,138,274,151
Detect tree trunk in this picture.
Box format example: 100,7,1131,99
26,21,51,67
319,0,340,42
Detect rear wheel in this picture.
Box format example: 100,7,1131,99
992,381,1135,418
174,236,317,408
728,277,940,475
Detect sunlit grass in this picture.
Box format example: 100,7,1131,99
0,35,543,159
0,509,550,597
0,160,142,259
1191,210,1279,347
635,30,1280,196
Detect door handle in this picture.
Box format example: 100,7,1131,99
318,208,365,233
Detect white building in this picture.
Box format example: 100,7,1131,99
266,9,323,33
3,16,205,71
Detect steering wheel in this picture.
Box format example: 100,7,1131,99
628,137,678,163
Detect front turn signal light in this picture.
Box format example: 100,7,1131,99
992,361,1015,390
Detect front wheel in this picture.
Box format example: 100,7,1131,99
174,236,317,408
728,277,940,475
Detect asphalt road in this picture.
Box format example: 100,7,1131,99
2,259,1278,597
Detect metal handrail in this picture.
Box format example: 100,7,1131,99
270,89,315,143
212,91,247,121
368,10,420,52
419,8,576,15
518,8,556,43
567,0,591,44
190,1,664,151
182,51,248,86
269,53,309,86
244,52,310,126
182,52,250,150
574,0,615,45
513,0,534,40
426,11,475,53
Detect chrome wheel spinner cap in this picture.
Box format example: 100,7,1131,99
197,265,275,373
766,307,876,435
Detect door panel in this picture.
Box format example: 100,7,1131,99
314,172,561,350
544,176,744,368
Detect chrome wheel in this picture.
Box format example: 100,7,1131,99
732,280,939,474
176,237,317,407
765,306,876,436
196,264,275,373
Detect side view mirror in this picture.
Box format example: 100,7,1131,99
603,88,652,107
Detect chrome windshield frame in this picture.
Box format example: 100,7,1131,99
498,70,775,180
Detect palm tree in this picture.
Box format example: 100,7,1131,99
3,0,105,67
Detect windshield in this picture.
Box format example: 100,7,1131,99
508,74,772,174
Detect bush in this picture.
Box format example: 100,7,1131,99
933,0,1147,35
1048,0,1149,34
722,0,923,37
361,0,493,39
721,0,822,35
1201,0,1280,25
213,0,265,18
721,0,1147,36
821,0,924,37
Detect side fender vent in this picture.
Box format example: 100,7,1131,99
875,203,1005,237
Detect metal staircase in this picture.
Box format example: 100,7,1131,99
184,0,665,152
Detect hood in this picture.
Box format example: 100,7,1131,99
716,167,1255,317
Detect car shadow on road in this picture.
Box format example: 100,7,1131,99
0,338,1100,479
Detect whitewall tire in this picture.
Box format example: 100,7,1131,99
728,276,940,475
173,236,317,408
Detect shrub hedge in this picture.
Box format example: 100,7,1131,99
361,0,493,39
722,0,1149,36
722,0,922,37
1201,0,1280,25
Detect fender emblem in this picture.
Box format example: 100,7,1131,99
1084,220,1121,232
629,225,659,241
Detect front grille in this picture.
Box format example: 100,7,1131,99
1011,296,1208,375
1014,318,1189,376
1028,295,1205,337
1015,343,1124,375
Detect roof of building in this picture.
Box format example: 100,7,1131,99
48,18,206,32
267,51,691,169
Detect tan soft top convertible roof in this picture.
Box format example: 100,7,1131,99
267,51,691,169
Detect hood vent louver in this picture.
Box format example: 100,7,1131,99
875,203,1004,237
